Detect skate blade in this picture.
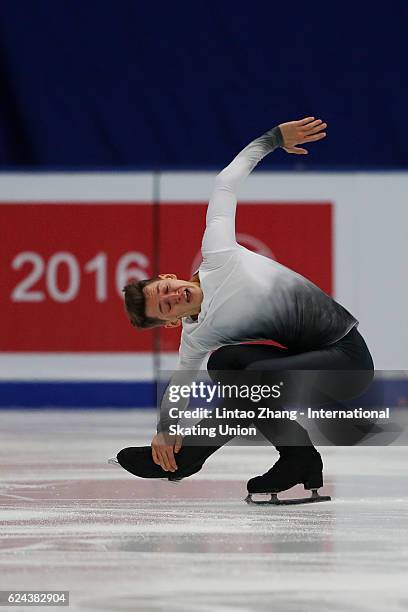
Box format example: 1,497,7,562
108,457,119,466
245,490,331,506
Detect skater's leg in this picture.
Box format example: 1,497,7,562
207,328,374,495
207,343,324,494
208,327,375,446
208,345,315,448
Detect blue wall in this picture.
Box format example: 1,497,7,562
0,1,407,169
0,379,405,410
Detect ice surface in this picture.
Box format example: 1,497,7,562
0,410,407,612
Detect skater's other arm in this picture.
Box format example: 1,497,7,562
156,356,206,433
201,117,327,257
152,337,208,472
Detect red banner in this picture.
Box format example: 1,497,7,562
1,202,332,351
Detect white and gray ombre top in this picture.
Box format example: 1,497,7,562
157,126,358,431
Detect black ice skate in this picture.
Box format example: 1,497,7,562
112,446,205,481
245,449,331,506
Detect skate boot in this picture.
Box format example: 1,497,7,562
245,448,331,505
112,446,205,481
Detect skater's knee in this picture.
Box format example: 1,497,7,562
245,359,270,372
207,345,243,373
323,369,375,401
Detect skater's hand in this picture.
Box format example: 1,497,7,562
279,117,327,155
151,432,183,472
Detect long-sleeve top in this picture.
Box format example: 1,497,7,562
157,126,358,432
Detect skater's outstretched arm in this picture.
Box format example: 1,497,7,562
201,117,327,258
201,126,283,257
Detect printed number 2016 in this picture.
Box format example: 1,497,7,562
10,251,148,303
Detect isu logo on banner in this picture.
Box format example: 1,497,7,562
0,202,332,352
190,233,276,277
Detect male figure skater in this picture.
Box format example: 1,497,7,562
114,117,374,503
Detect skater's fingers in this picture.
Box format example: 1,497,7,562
165,447,178,471
174,435,183,453
296,116,315,126
303,132,326,143
159,447,177,472
284,146,308,155
302,121,327,135
155,448,169,471
300,119,324,132
151,446,160,466
151,442,167,470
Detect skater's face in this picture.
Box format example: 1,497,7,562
143,274,203,328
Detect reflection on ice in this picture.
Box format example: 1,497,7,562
0,410,407,612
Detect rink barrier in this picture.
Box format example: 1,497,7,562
0,382,155,408
0,378,406,409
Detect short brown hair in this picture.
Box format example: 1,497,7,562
122,278,166,329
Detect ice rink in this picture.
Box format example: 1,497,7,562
0,410,407,612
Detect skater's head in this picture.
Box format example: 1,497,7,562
123,274,203,330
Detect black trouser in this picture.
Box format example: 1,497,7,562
117,327,375,480
206,326,375,449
